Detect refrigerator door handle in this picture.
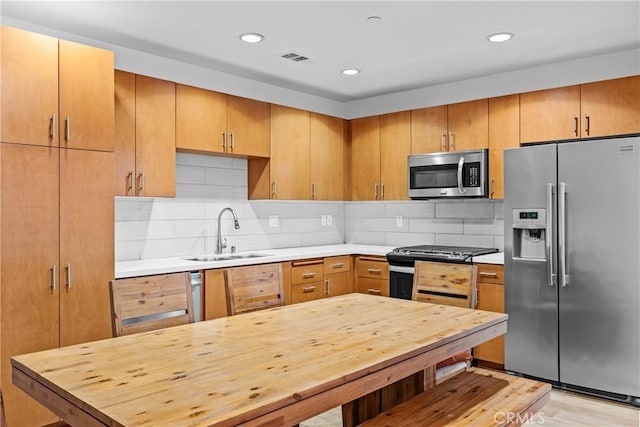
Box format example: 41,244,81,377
559,182,568,287
457,156,466,193
546,183,555,286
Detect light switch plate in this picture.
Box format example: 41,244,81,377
327,214,333,226
269,215,279,227
396,216,403,227
321,215,327,226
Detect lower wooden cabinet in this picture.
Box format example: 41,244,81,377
355,255,390,297
473,263,505,367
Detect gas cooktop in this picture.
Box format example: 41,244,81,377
387,244,498,264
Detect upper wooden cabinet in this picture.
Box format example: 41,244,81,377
520,76,640,143
580,76,640,138
310,112,345,200
411,99,488,153
114,71,176,197
352,112,410,200
488,94,520,200
176,84,270,157
1,26,114,151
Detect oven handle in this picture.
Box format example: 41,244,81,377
457,156,466,194
389,265,415,274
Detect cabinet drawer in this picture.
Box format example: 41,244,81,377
324,255,351,274
291,282,324,304
357,277,389,297
356,256,389,279
291,259,324,285
476,263,504,284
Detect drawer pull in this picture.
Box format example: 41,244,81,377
367,268,381,274
331,263,344,269
302,286,317,293
479,272,498,277
367,288,382,295
302,272,316,279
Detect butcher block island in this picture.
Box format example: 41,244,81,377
11,294,508,427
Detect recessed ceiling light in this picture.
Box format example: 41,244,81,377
240,33,264,44
487,32,514,43
341,69,360,76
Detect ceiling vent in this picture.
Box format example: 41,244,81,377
282,52,309,62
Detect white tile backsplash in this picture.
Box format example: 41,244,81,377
114,153,505,261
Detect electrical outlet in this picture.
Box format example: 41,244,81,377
326,214,333,226
396,216,403,227
321,215,327,226
269,215,279,227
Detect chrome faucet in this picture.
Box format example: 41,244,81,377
216,207,240,254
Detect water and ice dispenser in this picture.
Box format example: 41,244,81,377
512,208,547,260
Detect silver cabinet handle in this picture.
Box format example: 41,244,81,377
127,170,133,191
65,115,71,141
51,265,56,291
448,131,454,151
380,182,385,200
138,171,145,192
479,272,498,278
367,288,382,295
584,114,590,136
331,263,344,269
302,286,317,293
573,116,579,136
546,183,555,287
367,268,381,274
230,131,234,151
302,272,316,279
271,180,277,199
325,279,330,295
311,183,316,200
489,179,494,199
66,264,72,289
50,114,56,140
457,156,466,194
374,183,379,200
222,131,226,150
558,182,568,287
441,133,447,151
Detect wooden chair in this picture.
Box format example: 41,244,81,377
109,272,194,337
225,264,284,315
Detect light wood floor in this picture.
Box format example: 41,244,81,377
300,389,640,427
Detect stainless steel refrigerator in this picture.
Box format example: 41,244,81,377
504,135,640,405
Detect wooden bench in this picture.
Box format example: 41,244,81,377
360,367,551,427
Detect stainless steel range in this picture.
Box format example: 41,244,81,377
386,245,498,299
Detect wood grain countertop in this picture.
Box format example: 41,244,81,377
12,293,507,426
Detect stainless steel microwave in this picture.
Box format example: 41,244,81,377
408,149,489,199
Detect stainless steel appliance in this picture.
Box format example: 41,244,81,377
408,149,489,199
504,136,640,406
387,245,498,299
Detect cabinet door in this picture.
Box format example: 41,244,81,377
1,143,60,426
227,95,271,157
114,70,136,196
270,104,310,199
325,271,353,297
447,99,488,151
380,111,410,200
474,282,505,364
309,113,344,200
410,105,447,154
59,149,114,347
1,26,58,147
488,94,520,200
204,269,228,319
175,84,226,153
520,85,581,143
351,116,380,200
59,40,114,152
135,75,176,197
581,76,640,138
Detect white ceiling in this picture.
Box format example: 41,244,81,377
2,1,639,102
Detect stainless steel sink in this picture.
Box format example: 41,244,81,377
184,253,269,262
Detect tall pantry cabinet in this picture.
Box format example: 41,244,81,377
0,26,115,426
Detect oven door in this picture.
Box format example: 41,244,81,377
408,149,488,198
389,265,414,300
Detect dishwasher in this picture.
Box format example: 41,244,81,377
190,271,202,322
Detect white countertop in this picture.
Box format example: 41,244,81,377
116,244,395,278
472,252,504,265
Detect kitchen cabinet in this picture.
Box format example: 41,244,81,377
355,255,390,297
488,94,520,200
323,255,353,297
309,113,345,200
473,263,505,368
351,111,410,200
203,269,228,320
411,99,488,153
521,76,640,143
114,71,176,197
1,143,114,426
290,259,325,304
176,84,270,157
1,25,114,151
